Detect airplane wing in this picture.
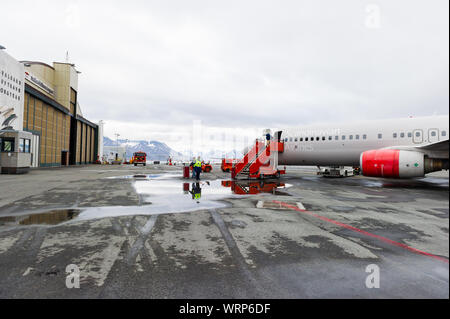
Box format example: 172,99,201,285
383,139,449,159
416,139,449,152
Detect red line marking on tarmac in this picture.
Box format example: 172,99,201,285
272,200,449,264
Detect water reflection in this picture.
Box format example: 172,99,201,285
0,209,80,226
183,182,211,203
221,180,288,195
0,179,292,226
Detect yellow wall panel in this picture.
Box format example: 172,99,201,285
34,100,43,133
76,121,81,163
23,93,28,129
27,96,34,130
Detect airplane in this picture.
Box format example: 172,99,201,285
252,115,448,179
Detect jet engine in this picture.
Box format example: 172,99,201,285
360,149,446,178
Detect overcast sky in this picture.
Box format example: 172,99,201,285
1,0,448,153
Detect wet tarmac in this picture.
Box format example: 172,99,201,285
0,165,448,298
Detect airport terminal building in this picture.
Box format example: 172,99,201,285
0,48,102,173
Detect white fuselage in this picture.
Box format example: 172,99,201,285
277,115,449,166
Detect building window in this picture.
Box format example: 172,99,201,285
1,138,15,152
19,139,31,153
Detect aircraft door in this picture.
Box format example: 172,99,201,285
413,129,423,144
428,128,439,143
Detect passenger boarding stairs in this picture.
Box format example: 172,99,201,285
231,131,286,180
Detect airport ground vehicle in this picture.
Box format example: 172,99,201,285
190,162,213,173
317,166,354,177
131,152,147,166
221,159,237,172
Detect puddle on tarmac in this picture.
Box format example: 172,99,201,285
75,179,291,221
0,177,291,225
0,209,80,226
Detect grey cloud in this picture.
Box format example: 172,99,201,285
1,0,448,134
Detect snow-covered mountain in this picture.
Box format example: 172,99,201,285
104,137,243,162
103,137,182,161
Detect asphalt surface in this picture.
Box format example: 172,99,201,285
0,165,448,298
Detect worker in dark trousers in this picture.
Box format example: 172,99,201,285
190,157,196,178
194,157,202,181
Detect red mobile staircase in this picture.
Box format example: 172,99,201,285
231,133,286,180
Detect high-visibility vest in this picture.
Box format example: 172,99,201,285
194,160,202,168
194,193,201,200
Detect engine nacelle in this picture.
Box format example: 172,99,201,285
360,150,426,178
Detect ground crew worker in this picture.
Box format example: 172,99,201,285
194,157,202,181
190,157,196,178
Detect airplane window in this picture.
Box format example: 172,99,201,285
378,134,382,139
305,137,309,142
393,133,397,138
363,135,367,140
322,137,326,141
295,138,298,142
349,135,353,140
328,136,332,141
300,138,303,142
415,132,420,137
356,135,360,140
408,132,412,138
431,131,437,137
335,136,339,140
311,137,314,141
290,137,293,142
316,137,320,141
442,131,447,137
342,136,346,140
400,133,405,138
